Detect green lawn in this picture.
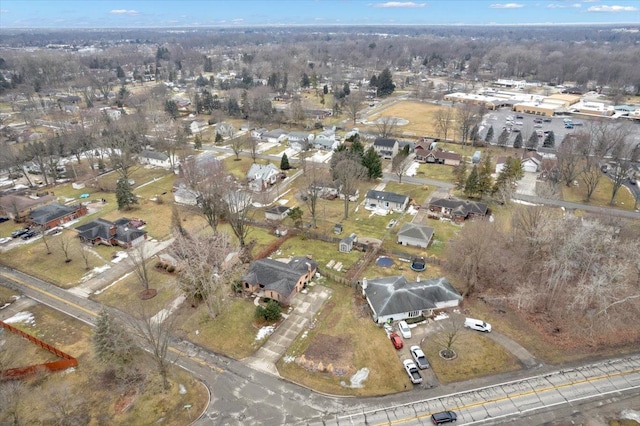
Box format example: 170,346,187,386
173,297,259,359
91,262,180,318
277,280,408,396
423,328,521,384
415,164,456,182
277,236,362,273
562,177,636,211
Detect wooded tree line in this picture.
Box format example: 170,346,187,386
445,208,640,345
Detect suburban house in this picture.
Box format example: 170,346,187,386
265,205,291,221
247,163,280,192
173,187,199,206
251,128,267,139
76,217,147,248
339,187,359,202
339,233,357,253
314,130,337,150
189,120,208,134
397,223,435,248
362,276,462,324
373,138,399,159
138,150,174,169
215,122,235,138
28,203,88,230
0,194,55,221
364,190,409,213
241,256,318,305
428,197,489,223
496,152,542,174
415,148,462,166
287,132,313,151
261,129,288,144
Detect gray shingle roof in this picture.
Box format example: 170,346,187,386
266,205,291,215
76,217,147,244
365,190,409,205
364,276,462,317
429,198,488,217
242,256,318,298
140,150,169,161
29,203,78,226
374,138,397,148
397,223,434,243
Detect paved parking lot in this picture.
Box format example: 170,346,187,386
482,107,583,151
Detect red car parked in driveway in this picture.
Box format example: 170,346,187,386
389,332,403,350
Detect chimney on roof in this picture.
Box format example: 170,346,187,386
109,225,116,236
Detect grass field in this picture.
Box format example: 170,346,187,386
277,280,408,396
366,101,450,138
0,300,208,426
561,176,636,211
173,296,259,359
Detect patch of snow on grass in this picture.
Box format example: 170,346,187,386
283,355,295,363
111,252,129,263
341,367,369,388
5,311,35,325
255,325,275,341
406,161,420,177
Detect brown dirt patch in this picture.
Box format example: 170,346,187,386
301,334,353,376
139,289,157,300
114,389,138,415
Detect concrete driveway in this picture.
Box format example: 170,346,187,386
516,171,538,196
245,284,332,376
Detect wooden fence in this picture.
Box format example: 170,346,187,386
0,320,78,380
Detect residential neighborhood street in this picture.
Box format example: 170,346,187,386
2,264,639,425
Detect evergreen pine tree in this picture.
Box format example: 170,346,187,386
453,161,468,190
362,146,383,179
280,153,290,170
92,309,134,365
464,165,480,198
478,154,494,198
543,131,555,148
498,129,509,149
350,138,365,160
116,178,137,210
513,132,523,149
93,309,113,363
376,68,395,97
526,131,538,150
485,126,494,144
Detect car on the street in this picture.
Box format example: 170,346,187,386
403,359,423,384
515,121,523,126
389,332,403,350
534,124,542,128
398,320,411,339
516,114,524,119
11,228,30,238
464,317,492,332
21,229,39,240
410,345,430,369
431,410,457,424
543,117,552,122
0,237,12,245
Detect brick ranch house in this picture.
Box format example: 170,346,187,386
75,217,147,248
427,197,489,223
28,203,88,230
242,256,318,305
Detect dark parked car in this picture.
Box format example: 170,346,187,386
431,411,457,424
11,228,30,238
21,229,39,240
0,216,9,223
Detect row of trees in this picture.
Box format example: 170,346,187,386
446,207,640,343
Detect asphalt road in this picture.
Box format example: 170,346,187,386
2,264,640,425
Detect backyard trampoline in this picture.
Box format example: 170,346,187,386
410,257,426,272
376,256,393,267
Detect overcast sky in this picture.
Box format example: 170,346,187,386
0,0,638,28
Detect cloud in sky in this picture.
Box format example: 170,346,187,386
489,3,524,9
110,9,139,15
371,2,427,8
0,9,8,13
547,3,581,8
587,4,638,12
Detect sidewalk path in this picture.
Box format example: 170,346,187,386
486,330,542,369
245,284,332,376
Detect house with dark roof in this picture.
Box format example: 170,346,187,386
76,217,147,248
242,256,318,305
139,150,173,169
373,138,399,159
415,148,462,166
364,190,409,213
362,276,462,324
397,223,434,248
265,205,291,221
0,194,56,221
428,197,489,223
28,203,88,230
261,128,288,144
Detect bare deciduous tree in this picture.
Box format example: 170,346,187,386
129,243,155,298
375,116,399,139
170,232,238,318
433,107,454,141
333,157,367,219
455,103,484,145
224,188,253,248
392,150,413,184
345,90,365,125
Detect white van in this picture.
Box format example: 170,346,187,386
464,317,492,333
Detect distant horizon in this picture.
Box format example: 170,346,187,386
1,0,638,29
